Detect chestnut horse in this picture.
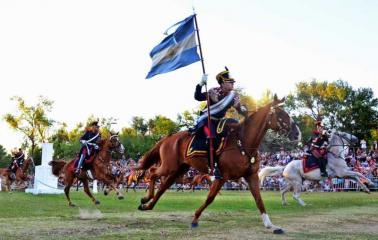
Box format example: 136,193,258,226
49,134,125,206
189,173,212,191
124,169,145,192
0,157,34,191
137,95,301,234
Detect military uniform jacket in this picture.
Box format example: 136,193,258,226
194,84,245,119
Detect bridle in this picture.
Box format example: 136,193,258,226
235,104,293,160
327,132,354,159
267,105,292,137
108,134,124,156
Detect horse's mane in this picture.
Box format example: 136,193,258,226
236,102,272,131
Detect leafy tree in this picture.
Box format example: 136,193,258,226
49,123,81,160
131,116,148,136
286,79,350,127
337,87,378,141
3,96,54,156
0,145,11,168
176,110,197,130
148,115,179,137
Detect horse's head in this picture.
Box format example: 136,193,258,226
108,132,124,156
329,130,358,147
266,95,301,142
327,130,358,159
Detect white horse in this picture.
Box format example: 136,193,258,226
259,130,374,206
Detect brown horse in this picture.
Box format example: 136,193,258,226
137,95,301,234
189,173,212,191
0,157,34,191
49,134,124,206
124,169,145,192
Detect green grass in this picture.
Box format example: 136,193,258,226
0,190,377,239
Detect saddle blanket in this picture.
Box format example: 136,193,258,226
302,155,320,174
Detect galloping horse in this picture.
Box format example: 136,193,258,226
137,95,301,234
124,170,145,192
259,130,375,206
189,174,212,191
49,133,125,206
0,157,34,191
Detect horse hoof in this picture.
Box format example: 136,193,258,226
69,203,76,207
138,204,145,211
104,191,108,196
140,198,148,204
95,200,100,205
118,195,124,200
191,222,199,228
273,228,284,234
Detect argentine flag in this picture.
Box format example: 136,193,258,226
146,15,200,79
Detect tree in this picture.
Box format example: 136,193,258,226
149,115,179,137
176,110,197,130
0,144,11,168
287,79,378,142
131,116,148,136
286,79,350,128
3,96,54,156
337,87,378,141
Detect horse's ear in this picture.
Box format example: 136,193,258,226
273,94,278,102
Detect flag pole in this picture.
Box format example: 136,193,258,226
193,14,215,176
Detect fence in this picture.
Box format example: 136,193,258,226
261,177,378,192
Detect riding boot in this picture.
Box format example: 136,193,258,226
214,163,223,180
319,158,328,177
75,154,85,176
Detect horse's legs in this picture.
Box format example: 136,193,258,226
102,179,124,200
141,178,156,204
191,179,225,227
82,178,100,205
280,181,291,206
245,173,283,234
139,169,187,210
291,179,306,206
345,170,372,193
64,175,75,207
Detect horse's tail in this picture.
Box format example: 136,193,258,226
49,160,67,177
258,166,285,186
135,137,166,170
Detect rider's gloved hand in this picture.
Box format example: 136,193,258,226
80,140,87,145
199,74,208,86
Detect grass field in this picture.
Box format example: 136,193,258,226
0,190,377,240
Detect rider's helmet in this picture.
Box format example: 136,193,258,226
216,67,235,85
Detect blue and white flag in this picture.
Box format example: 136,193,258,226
146,15,200,79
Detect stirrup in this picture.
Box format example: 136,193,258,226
214,167,223,180
320,172,328,178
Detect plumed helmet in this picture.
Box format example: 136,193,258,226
216,66,235,85
90,121,100,127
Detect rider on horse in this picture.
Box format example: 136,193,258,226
190,67,248,179
8,148,25,179
309,120,330,177
74,121,101,176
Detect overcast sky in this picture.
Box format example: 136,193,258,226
1,0,377,151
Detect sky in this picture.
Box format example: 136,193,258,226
0,0,377,151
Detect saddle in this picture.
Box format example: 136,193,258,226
185,118,237,158
302,154,322,174
72,153,97,172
